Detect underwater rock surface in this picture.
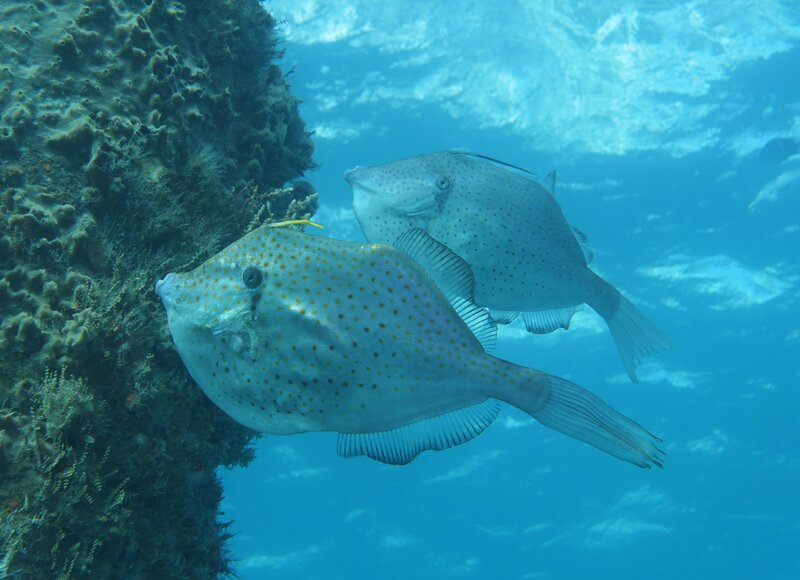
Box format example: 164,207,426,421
0,0,316,577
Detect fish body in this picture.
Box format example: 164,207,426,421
158,226,500,436
156,223,662,468
345,151,671,381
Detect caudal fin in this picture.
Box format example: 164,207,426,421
606,294,672,383
530,375,664,468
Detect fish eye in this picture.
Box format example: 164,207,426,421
435,177,451,190
242,266,264,289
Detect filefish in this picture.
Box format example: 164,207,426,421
345,151,671,382
155,220,663,468
758,137,800,164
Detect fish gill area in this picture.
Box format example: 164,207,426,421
0,0,317,577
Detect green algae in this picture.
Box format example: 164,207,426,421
0,1,317,577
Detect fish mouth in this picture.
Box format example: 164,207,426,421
155,273,180,307
343,166,366,185
156,272,246,334
344,166,384,197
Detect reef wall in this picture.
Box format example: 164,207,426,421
0,1,316,577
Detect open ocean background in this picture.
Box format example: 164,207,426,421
218,2,800,578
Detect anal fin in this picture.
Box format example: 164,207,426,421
521,306,581,333
487,308,519,325
337,399,501,465
489,306,581,333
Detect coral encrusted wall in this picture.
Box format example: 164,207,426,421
0,1,316,577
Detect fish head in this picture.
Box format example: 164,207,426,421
156,253,262,333
155,229,276,385
345,152,457,243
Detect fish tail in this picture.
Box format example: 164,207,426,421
588,274,671,382
515,373,664,468
605,293,672,383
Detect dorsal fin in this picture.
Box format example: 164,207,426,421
393,228,497,351
571,225,588,244
570,225,593,264
452,151,538,177
540,171,556,195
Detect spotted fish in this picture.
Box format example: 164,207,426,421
155,220,663,467
345,151,671,382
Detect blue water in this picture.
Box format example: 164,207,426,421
219,3,800,578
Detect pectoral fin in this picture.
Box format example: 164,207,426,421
394,228,497,350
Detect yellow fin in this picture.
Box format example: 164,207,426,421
268,219,324,230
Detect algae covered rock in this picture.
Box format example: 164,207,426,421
0,1,317,577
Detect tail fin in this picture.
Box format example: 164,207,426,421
606,294,672,383
530,375,664,468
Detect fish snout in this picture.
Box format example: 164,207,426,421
155,272,180,305
343,166,367,185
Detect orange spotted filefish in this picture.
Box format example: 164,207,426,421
156,220,663,467
345,151,672,382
